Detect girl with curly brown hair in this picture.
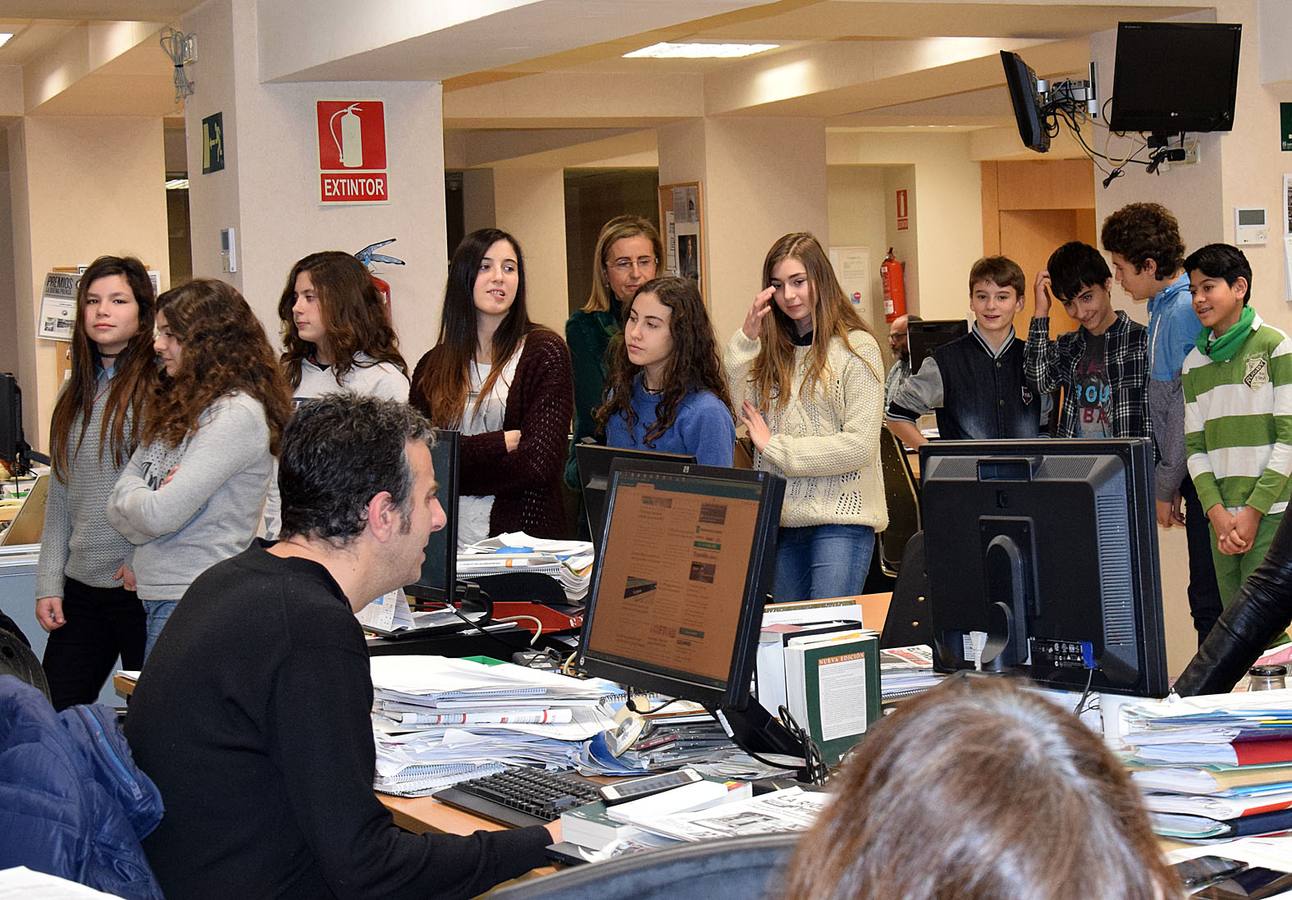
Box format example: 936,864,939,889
108,279,292,656
35,255,156,708
411,228,573,544
725,232,887,601
595,276,735,466
277,250,409,404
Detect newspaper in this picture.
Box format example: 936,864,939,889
626,787,830,842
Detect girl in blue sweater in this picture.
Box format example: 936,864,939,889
596,276,736,466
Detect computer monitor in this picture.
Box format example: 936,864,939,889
907,319,968,376
574,444,695,556
575,459,803,758
1000,50,1051,153
404,429,459,605
0,373,46,477
1110,22,1241,137
920,438,1168,698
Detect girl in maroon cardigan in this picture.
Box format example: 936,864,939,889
411,228,573,542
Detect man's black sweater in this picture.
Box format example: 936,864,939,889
125,540,551,899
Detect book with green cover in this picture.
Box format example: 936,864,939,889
784,629,880,766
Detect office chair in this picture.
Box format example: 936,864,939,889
0,619,49,702
880,530,933,650
493,832,800,899
876,425,921,578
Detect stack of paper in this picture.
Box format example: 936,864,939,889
878,645,944,702
458,532,595,600
369,656,625,795
1119,689,1292,840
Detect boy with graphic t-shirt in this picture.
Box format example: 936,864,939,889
1182,244,1292,610
886,256,1045,448
1025,241,1149,439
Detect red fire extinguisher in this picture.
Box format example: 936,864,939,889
881,248,906,323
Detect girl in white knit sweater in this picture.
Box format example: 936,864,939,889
725,232,888,601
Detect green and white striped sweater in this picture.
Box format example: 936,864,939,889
1182,312,1292,516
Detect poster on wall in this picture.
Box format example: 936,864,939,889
659,182,705,301
316,100,389,205
1283,174,1292,302
829,246,871,313
37,272,78,342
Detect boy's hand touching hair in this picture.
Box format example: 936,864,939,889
1033,270,1053,318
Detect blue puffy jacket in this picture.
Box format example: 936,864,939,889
0,675,164,899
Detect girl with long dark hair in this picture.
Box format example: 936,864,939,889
108,279,292,655
410,229,573,544
595,276,735,466
35,255,155,708
277,250,409,403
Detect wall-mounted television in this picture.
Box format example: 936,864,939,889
1001,50,1051,153
1110,22,1241,136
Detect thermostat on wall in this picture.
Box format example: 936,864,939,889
1235,207,1268,246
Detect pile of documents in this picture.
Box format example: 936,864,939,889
878,645,944,702
559,778,829,862
457,532,595,600
1118,689,1292,840
369,655,623,796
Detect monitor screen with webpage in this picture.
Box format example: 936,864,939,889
920,438,1168,698
576,460,782,709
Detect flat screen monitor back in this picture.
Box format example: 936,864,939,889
0,374,23,471
908,320,968,377
920,438,1168,698
406,429,459,604
575,444,695,557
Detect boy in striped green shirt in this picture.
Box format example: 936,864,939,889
1182,243,1292,606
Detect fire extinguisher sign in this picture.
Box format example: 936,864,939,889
316,100,389,204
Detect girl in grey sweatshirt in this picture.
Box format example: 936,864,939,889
107,279,291,657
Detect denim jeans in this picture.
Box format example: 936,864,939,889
773,524,876,602
143,599,178,661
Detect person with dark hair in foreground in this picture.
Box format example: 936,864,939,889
125,395,556,900
783,676,1181,900
1175,511,1292,695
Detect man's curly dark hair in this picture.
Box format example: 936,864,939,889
279,393,433,545
1100,202,1185,276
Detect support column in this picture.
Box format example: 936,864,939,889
492,166,569,331
7,117,169,451
181,0,448,358
658,117,828,342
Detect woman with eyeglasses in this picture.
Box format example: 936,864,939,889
564,215,664,489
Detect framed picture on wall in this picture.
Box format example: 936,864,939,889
658,182,705,301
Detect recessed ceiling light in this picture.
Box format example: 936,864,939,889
0,34,13,48
623,42,779,60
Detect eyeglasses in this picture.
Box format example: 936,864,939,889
608,257,657,274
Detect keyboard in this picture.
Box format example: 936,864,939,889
432,766,603,828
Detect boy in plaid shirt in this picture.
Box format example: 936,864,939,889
1182,244,1292,608
1025,241,1150,439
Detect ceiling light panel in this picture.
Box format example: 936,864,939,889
623,42,779,60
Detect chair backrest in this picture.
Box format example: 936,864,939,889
0,621,48,701
877,426,920,577
493,832,800,900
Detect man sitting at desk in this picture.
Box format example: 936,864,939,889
125,394,556,899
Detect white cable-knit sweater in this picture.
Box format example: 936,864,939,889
725,328,888,531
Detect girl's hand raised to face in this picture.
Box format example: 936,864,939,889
742,287,776,341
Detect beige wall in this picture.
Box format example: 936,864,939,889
492,166,570,334
828,131,983,321
0,159,16,377
8,116,169,453
660,117,829,344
